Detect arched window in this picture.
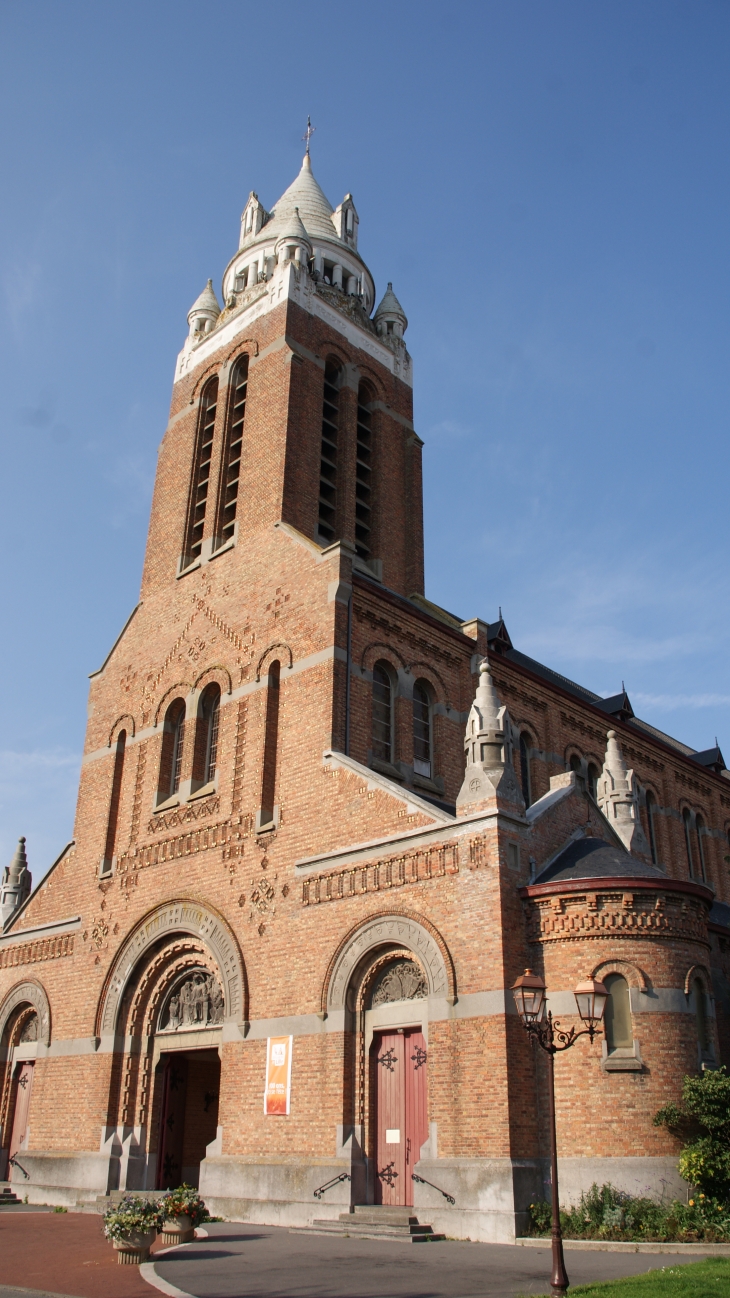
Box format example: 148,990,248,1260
683,808,695,878
604,974,632,1053
215,356,248,549
318,361,341,545
355,383,373,559
159,699,186,803
412,679,432,778
587,763,599,802
372,661,394,765
184,378,218,566
519,733,532,807
646,791,659,865
101,730,126,874
259,661,281,828
695,816,707,883
569,753,585,790
192,684,221,791
692,976,710,1055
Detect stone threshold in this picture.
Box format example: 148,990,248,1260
516,1237,730,1254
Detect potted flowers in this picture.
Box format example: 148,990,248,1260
159,1184,207,1245
103,1195,163,1265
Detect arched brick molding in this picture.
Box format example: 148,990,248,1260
0,980,51,1046
684,963,713,996
256,642,293,681
189,363,221,405
97,898,246,1035
592,959,649,992
406,662,448,704
323,911,454,1013
192,664,233,695
360,643,407,674
154,684,193,727
108,714,136,745
224,338,259,368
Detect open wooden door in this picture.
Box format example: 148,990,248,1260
373,1029,428,1206
156,1055,188,1189
8,1062,34,1181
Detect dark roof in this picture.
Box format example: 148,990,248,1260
534,837,666,886
709,900,730,930
596,691,634,722
692,747,727,775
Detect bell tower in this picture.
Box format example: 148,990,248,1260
141,153,423,600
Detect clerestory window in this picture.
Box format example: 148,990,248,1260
158,699,186,803
184,378,218,566
318,361,341,545
519,733,532,807
355,383,373,560
101,730,126,874
192,684,221,791
412,679,432,778
372,662,394,765
646,791,659,865
683,808,695,878
216,357,248,549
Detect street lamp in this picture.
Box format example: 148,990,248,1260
511,970,609,1297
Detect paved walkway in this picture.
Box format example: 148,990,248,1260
150,1221,720,1298
0,1214,723,1298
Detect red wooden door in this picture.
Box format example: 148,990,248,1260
373,1029,428,1206
8,1062,34,1180
156,1056,188,1189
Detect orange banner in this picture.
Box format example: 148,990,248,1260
264,1035,292,1116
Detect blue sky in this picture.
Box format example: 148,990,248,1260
1,2,729,880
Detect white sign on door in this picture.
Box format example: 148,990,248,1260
385,1128,400,1143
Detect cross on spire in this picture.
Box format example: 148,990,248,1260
302,115,316,155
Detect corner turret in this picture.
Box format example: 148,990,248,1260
456,661,524,815
597,730,651,857
1,837,32,929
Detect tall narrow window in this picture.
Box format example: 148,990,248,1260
646,791,658,865
102,730,126,873
519,733,532,807
412,680,432,778
683,808,695,878
693,977,710,1055
184,378,218,566
355,383,373,559
587,763,599,801
216,357,248,548
192,684,221,790
569,753,585,790
318,362,341,544
372,662,393,764
259,661,281,827
695,816,707,882
604,974,632,1053
158,699,186,804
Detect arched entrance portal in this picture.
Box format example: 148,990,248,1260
98,900,246,1192
325,915,452,1208
0,981,51,1183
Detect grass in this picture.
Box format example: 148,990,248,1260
566,1255,730,1296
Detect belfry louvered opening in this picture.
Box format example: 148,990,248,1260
318,361,341,544
216,356,248,548
184,378,218,565
355,382,373,559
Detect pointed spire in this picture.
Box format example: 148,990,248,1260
1,837,32,928
374,282,408,337
456,660,524,815
187,279,220,322
596,730,650,857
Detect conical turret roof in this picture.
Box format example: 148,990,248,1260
274,206,312,248
264,154,338,244
188,279,221,320
374,282,407,328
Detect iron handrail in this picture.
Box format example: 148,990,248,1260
313,1172,351,1199
8,1156,29,1179
411,1172,455,1205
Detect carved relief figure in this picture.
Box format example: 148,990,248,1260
160,971,225,1031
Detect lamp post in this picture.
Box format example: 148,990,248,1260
511,970,609,1297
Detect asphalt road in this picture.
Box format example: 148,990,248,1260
149,1223,719,1298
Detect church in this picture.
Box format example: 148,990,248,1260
0,148,728,1242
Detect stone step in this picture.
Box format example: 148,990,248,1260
302,1210,445,1243
0,1186,21,1206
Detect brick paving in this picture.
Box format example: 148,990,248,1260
0,1212,163,1298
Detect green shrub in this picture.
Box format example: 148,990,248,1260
654,1067,730,1200
159,1184,208,1227
526,1182,730,1242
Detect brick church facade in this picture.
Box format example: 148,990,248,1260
1,152,729,1241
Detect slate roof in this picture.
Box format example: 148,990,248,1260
709,900,730,930
534,837,666,886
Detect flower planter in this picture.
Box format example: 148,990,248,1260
113,1228,157,1265
161,1212,195,1245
